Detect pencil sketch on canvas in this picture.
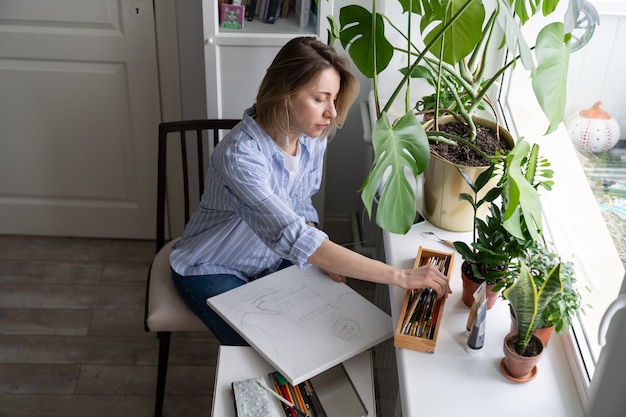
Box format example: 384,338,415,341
207,265,393,385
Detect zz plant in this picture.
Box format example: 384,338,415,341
453,139,554,285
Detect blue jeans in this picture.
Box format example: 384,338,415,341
171,260,293,345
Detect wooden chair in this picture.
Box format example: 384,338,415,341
144,119,240,417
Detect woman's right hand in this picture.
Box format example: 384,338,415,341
400,264,451,299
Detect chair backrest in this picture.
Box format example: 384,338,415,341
156,119,240,252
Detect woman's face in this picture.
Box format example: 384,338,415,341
289,67,340,139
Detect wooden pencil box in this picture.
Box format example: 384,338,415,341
394,246,455,353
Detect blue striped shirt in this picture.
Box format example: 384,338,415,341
169,106,328,281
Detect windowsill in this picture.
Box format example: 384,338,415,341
382,223,585,416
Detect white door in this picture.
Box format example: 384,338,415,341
0,0,161,239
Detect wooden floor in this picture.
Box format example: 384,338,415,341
0,234,377,417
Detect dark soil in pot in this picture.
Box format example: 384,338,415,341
505,333,543,357
430,121,510,166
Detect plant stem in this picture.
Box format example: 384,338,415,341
425,131,504,162
382,0,475,115
372,0,380,119
405,0,413,113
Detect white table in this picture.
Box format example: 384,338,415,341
212,346,377,416
383,220,585,417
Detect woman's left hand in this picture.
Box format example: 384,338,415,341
321,268,346,283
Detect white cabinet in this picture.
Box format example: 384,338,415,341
202,0,333,118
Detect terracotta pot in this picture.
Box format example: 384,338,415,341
461,271,500,310
422,116,515,232
501,333,544,383
509,311,556,347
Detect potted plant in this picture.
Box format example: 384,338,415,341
501,258,563,382
453,139,554,308
503,239,585,347
328,0,582,234
453,163,522,309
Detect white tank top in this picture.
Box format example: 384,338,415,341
283,143,301,191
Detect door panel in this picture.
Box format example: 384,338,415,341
0,0,160,238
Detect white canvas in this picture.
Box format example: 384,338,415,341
207,265,393,385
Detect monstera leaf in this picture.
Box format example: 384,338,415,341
360,111,430,234
420,0,485,65
336,5,394,79
532,22,571,134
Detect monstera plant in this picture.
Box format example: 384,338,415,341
328,0,586,234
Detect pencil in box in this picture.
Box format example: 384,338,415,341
394,246,455,353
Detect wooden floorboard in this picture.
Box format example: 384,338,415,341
0,234,378,416
0,235,219,416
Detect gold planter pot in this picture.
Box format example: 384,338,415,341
422,116,514,232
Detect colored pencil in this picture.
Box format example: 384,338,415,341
257,380,307,417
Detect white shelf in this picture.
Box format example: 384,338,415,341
203,0,330,117
212,346,377,417
220,14,316,36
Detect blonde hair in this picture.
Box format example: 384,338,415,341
256,37,359,139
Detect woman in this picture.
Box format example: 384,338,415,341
171,37,451,345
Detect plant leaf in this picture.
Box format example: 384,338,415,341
510,0,536,24
454,241,474,259
495,0,535,71
360,112,430,234
477,186,502,207
535,263,564,327
541,0,560,16
338,5,394,78
504,259,563,352
503,261,538,352
399,65,435,82
532,22,571,134
474,163,496,190
502,140,543,240
457,168,477,192
398,0,426,14
326,15,340,46
458,192,475,206
421,0,485,65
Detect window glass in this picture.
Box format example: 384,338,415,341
500,0,626,384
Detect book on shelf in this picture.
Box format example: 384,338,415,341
263,0,283,24
280,0,290,18
220,3,245,29
244,0,257,21
255,0,265,18
308,0,317,27
293,0,310,27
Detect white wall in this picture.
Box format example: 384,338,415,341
324,0,374,239
176,1,208,120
